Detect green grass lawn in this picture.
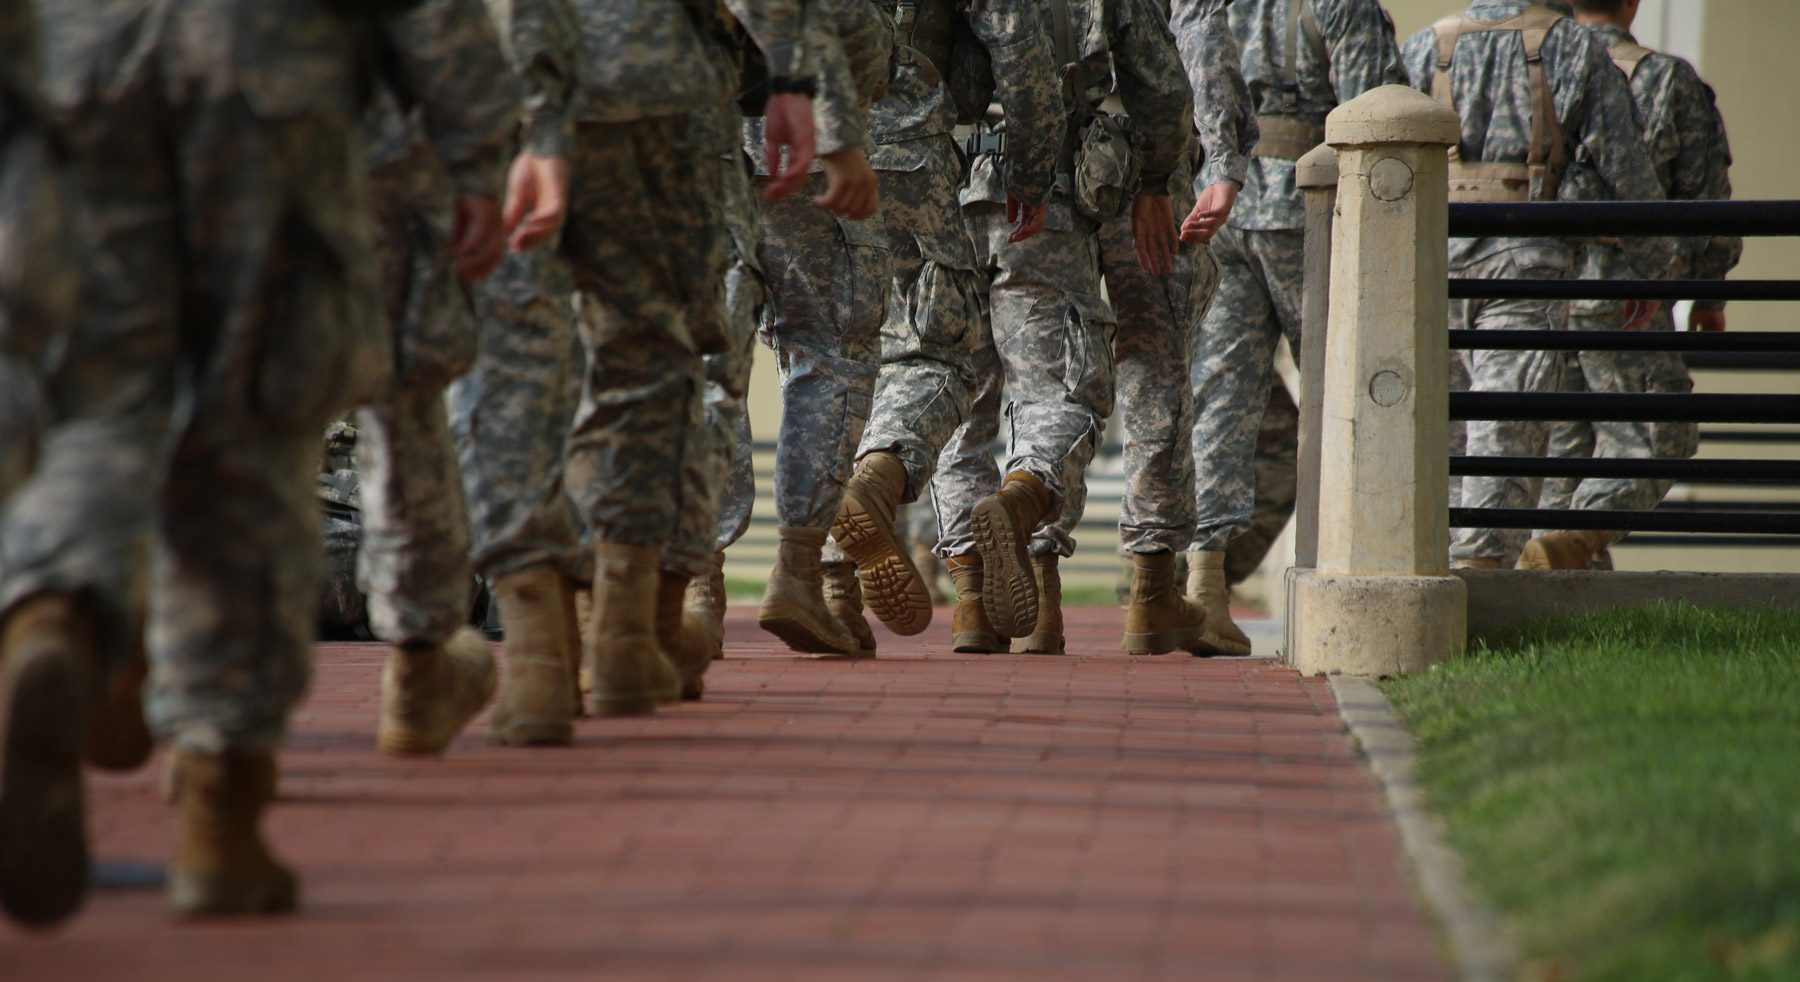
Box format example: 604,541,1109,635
1383,603,1800,981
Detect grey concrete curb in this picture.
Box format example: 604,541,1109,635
1328,676,1519,982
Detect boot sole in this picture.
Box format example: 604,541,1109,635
590,695,665,719
969,500,1038,638
1188,630,1253,657
952,631,1005,654
807,648,876,661
0,644,91,927
1122,625,1203,656
758,599,857,656
831,494,932,636
168,870,298,916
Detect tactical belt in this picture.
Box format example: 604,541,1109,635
1430,4,1569,203
1252,115,1325,161
965,131,1006,158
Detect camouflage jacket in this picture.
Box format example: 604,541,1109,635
0,0,81,368
746,0,894,174
1583,21,1740,308
1402,1,1671,274
491,0,807,136
365,0,519,199
1216,0,1403,230
869,0,1061,207
1167,0,1255,192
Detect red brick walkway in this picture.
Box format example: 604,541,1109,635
2,608,1446,980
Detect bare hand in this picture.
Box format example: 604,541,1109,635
1689,306,1728,332
814,148,879,220
763,92,818,202
1622,299,1661,331
451,195,505,281
1006,196,1046,243
502,153,571,253
1180,181,1240,244
1131,193,1179,276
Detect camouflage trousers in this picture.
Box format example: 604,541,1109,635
448,243,586,583
355,150,478,647
932,201,1114,559
1448,248,1573,566
1225,376,1299,584
703,152,763,554
1190,226,1303,553
1536,306,1697,530
857,137,986,500
6,3,382,753
562,116,722,577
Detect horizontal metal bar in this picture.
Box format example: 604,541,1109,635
1448,200,1800,238
1448,279,1800,302
1449,456,1800,483
1451,392,1800,423
1448,329,1800,353
1450,508,1800,534
1701,429,1800,444
1616,535,1800,548
1684,352,1800,371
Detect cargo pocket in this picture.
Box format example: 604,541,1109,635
1063,290,1117,420
393,212,479,387
831,217,891,345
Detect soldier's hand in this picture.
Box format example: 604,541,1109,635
763,93,818,202
1181,181,1239,244
1690,306,1728,332
1622,299,1661,331
503,153,571,253
452,195,506,281
1131,193,1179,276
1006,197,1046,243
815,148,879,220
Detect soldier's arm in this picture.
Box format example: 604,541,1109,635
1167,0,1253,190
1111,0,1191,196
384,0,520,197
486,0,579,157
971,0,1062,206
831,0,894,106
731,0,810,82
1657,62,1741,300
809,0,891,158
1317,0,1406,101
1556,30,1672,281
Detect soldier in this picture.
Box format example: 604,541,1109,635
1402,0,1671,569
1523,0,1741,570
354,0,521,756
826,0,1064,640
477,0,817,726
5,0,386,919
932,0,1246,654
1181,0,1403,655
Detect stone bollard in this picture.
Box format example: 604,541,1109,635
1288,85,1467,677
1283,144,1338,662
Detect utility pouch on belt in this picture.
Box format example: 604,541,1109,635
1047,0,1138,221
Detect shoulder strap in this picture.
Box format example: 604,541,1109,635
1609,39,1654,80
1047,0,1085,104
1282,0,1333,108
1430,5,1569,195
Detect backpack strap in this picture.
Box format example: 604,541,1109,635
1430,4,1570,203
1282,0,1330,108
1609,39,1655,80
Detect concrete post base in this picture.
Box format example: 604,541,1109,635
1288,570,1467,677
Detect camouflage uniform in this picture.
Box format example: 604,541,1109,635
1224,374,1299,582
933,0,1199,559
316,420,368,638
1537,21,1740,534
1186,0,1403,555
1401,0,1671,566
356,0,517,648
9,0,382,753
855,0,1063,501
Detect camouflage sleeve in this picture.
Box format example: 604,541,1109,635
1317,0,1405,102
730,0,810,80
832,0,894,106
806,1,866,157
1558,31,1672,280
487,0,579,156
1111,0,1192,195
1168,0,1254,189
1646,59,1740,301
972,0,1063,205
383,0,520,197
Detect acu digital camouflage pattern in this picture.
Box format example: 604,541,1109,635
1400,0,1671,565
1166,0,1254,190
12,0,380,754
1186,0,1399,555
1537,21,1739,537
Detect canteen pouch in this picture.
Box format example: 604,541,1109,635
1072,112,1138,223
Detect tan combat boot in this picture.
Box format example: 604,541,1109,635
588,542,682,717
486,566,575,746
684,551,728,661
1016,555,1065,655
0,594,95,926
1451,556,1505,570
573,586,595,687
378,627,498,756
1122,551,1206,655
87,622,152,772
1184,550,1252,656
830,452,932,635
970,470,1051,638
557,583,586,717
945,554,1003,653
911,543,948,606
658,571,713,701
821,560,878,658
1517,530,1614,570
758,527,857,656
166,750,298,916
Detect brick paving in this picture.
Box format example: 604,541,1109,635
1,607,1446,980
